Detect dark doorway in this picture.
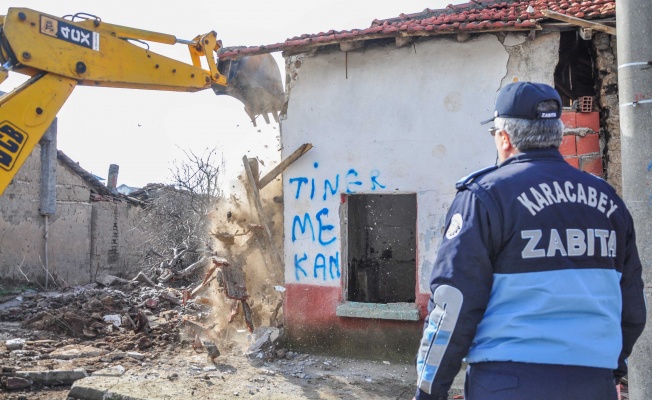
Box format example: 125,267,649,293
554,30,597,106
346,193,417,303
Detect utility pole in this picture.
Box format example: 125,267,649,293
617,1,652,399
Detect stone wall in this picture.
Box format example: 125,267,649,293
90,201,146,282
0,145,144,286
0,144,91,286
593,32,621,194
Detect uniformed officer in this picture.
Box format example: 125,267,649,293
414,82,646,400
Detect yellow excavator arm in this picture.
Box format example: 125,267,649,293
0,8,283,195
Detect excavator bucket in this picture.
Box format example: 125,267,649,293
214,54,284,127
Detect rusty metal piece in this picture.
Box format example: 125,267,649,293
133,310,149,333
242,300,254,333
189,257,228,297
216,262,248,301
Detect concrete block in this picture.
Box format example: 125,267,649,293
6,376,32,390
49,344,106,360
91,365,126,377
5,338,26,351
126,352,145,360
335,301,419,321
15,368,88,385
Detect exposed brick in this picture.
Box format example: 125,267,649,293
580,155,604,177
576,133,600,155
565,156,580,169
561,111,600,132
561,112,577,128
559,135,577,157
576,112,601,132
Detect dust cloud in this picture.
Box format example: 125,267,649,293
189,169,285,355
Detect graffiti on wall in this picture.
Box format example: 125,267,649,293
288,162,386,282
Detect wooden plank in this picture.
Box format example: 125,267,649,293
243,155,284,279
257,143,313,190
542,10,616,35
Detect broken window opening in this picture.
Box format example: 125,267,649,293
345,193,417,304
554,30,597,106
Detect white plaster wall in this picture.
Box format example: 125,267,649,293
281,32,559,292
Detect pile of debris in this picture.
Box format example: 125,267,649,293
0,267,285,398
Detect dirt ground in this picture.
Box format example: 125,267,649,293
0,283,442,400
0,319,422,400
0,284,628,400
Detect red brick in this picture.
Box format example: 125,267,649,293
561,111,577,128
559,135,577,157
576,133,600,155
565,156,580,169
575,112,600,132
564,115,577,129
580,155,604,176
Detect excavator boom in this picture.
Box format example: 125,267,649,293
0,8,283,195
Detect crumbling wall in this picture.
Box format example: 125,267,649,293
90,201,146,281
0,145,145,287
184,168,284,353
499,31,560,87
593,32,621,194
280,32,560,360
0,144,91,286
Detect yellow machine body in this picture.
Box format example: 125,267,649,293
0,8,283,195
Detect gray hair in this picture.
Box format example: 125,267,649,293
494,100,563,150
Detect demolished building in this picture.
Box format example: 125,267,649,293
0,121,145,287
220,0,620,361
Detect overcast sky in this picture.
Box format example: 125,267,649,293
3,1,456,187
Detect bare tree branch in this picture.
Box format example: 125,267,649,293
133,147,224,276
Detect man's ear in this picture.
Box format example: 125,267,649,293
500,130,513,152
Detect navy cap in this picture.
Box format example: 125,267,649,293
481,82,562,125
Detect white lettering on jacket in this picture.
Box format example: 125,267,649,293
521,229,617,259
517,181,618,217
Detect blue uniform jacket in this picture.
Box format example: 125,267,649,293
416,149,646,400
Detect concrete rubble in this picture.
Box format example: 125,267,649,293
0,266,293,400
0,278,428,400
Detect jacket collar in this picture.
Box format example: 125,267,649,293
499,148,564,167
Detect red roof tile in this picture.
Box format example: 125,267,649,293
219,0,615,59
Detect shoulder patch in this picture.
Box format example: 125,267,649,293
455,165,498,190
445,213,464,239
